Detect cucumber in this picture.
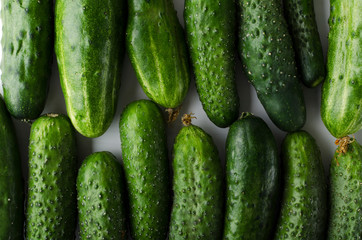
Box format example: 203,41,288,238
223,113,280,239
26,114,77,239
119,100,171,240
283,0,325,87
327,138,362,239
1,0,53,120
0,97,24,239
237,0,306,132
184,0,239,127
275,131,327,239
321,0,362,138
55,0,126,138
77,151,127,240
126,0,190,108
169,114,223,240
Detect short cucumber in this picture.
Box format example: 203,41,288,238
184,0,239,127
327,138,362,239
275,131,327,239
0,96,24,239
169,114,223,240
77,152,127,240
126,0,191,108
119,100,171,240
237,0,306,132
26,114,77,239
223,113,280,239
283,0,325,87
55,0,126,137
321,0,362,138
1,0,53,120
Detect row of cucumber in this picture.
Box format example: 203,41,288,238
1,98,360,239
2,0,361,138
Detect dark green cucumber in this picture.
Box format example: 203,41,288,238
119,100,170,240
184,0,239,127
169,117,223,240
223,113,280,239
1,0,53,120
0,97,24,239
283,0,325,87
77,152,127,240
275,131,327,239
327,139,362,239
126,0,190,108
321,0,362,138
238,0,306,132
55,0,126,138
26,114,77,239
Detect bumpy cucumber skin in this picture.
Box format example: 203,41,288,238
1,0,53,120
238,0,306,132
119,100,171,240
184,0,239,127
327,141,362,239
321,0,362,138
126,0,190,108
283,0,325,87
26,114,77,240
55,0,126,138
223,113,280,240
77,152,127,240
275,131,327,240
169,125,223,240
0,97,24,239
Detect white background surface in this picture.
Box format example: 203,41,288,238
0,0,361,181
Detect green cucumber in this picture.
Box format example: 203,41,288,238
223,113,280,239
1,0,53,120
321,0,362,138
119,100,171,240
77,151,127,240
327,138,362,239
184,0,239,127
55,0,126,138
169,115,223,239
26,114,77,239
283,0,325,87
126,0,190,108
237,0,306,132
0,97,24,239
275,131,327,239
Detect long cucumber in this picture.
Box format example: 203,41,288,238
126,0,191,108
0,97,24,239
55,0,126,137
1,0,53,120
26,114,77,239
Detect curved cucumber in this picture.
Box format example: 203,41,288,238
327,139,362,239
26,114,77,239
0,97,24,239
223,113,280,239
184,0,239,127
55,0,126,138
321,0,362,138
77,152,127,240
169,120,223,239
237,0,306,132
126,0,190,108
283,0,325,87
1,0,53,120
119,100,171,240
275,131,327,239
